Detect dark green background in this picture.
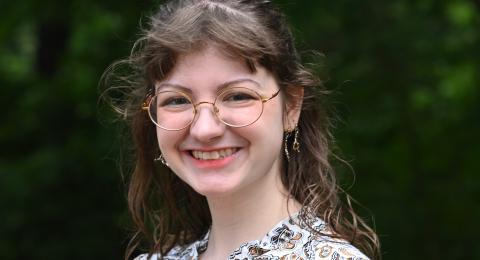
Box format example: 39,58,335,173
1,0,478,259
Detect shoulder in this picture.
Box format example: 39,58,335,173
306,239,370,259
132,245,194,260
133,236,207,260
132,246,190,260
298,218,370,259
266,213,370,260
132,253,154,260
269,227,370,260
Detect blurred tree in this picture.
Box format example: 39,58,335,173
277,0,480,258
0,0,156,258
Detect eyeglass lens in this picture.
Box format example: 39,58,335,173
148,87,265,130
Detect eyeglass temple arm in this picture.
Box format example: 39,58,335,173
141,95,152,111
262,89,281,103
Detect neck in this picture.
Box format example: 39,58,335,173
200,170,301,259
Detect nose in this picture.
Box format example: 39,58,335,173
189,102,225,142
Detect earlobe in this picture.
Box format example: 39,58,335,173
283,86,304,131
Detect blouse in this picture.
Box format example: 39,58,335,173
135,210,369,260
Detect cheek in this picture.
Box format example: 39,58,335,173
156,130,180,152
263,100,286,132
249,104,285,149
156,131,165,150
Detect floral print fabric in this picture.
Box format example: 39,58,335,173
135,211,369,260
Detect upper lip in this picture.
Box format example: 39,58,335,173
183,147,240,152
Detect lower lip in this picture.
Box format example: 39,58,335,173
186,150,239,169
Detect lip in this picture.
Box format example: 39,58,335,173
183,147,241,169
184,147,239,152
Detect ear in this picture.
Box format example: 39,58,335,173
283,86,304,131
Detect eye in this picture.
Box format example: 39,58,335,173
221,87,260,103
161,96,191,107
155,91,192,109
223,92,256,102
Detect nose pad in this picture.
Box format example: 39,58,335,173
193,105,220,124
189,103,225,142
192,102,221,124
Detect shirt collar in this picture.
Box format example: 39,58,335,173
187,208,326,258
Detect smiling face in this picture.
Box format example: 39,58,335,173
155,46,291,198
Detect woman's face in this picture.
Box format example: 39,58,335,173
155,46,292,198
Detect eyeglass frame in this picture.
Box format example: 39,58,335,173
141,87,281,131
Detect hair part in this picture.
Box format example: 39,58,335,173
102,0,380,259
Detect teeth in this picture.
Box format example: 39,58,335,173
192,148,236,160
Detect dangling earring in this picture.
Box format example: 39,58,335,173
284,125,300,161
292,126,300,153
154,153,168,166
284,130,291,161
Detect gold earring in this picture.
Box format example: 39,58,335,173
284,131,291,161
284,125,300,161
154,153,168,166
292,126,300,153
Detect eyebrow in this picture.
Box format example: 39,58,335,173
155,78,262,94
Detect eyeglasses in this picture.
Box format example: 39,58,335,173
142,85,280,131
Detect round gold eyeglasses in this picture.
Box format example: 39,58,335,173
142,86,280,131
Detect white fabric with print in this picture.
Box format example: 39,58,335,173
135,210,369,260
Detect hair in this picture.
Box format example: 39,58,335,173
102,0,380,259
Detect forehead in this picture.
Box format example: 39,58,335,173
158,45,273,92
170,46,251,83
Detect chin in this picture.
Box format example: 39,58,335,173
192,180,240,198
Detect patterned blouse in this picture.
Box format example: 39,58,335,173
135,211,369,260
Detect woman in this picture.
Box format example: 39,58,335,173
105,0,380,259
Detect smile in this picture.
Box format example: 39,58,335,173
191,148,238,160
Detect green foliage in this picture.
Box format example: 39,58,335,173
1,0,479,259
277,0,480,258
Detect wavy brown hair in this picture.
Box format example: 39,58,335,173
102,0,380,259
